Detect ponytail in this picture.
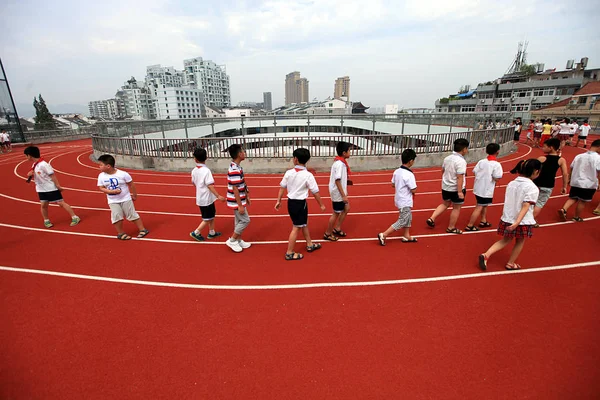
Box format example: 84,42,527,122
510,159,542,178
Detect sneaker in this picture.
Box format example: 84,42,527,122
190,231,205,241
207,232,222,239
226,238,243,253
238,239,251,249
70,216,81,227
44,220,54,228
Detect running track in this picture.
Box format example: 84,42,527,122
1,139,599,399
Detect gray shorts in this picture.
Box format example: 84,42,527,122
109,200,140,224
535,187,553,208
234,209,251,235
391,207,412,230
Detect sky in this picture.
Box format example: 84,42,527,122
2,0,599,117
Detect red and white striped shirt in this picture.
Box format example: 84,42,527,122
226,161,247,208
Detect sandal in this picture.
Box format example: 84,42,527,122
478,254,488,271
426,218,435,228
137,229,150,238
505,263,521,270
572,217,584,222
593,210,600,216
377,233,386,246
446,228,463,234
306,243,322,252
333,229,347,237
285,252,303,261
465,225,479,231
323,233,338,242
558,209,567,221
401,237,418,243
479,221,492,228
117,233,132,240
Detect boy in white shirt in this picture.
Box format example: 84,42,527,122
1,130,11,153
190,148,225,241
558,139,600,222
323,142,352,241
557,118,571,149
378,149,418,245
275,148,326,260
465,143,503,231
97,154,149,240
575,119,591,149
568,119,579,146
426,138,469,234
24,146,81,228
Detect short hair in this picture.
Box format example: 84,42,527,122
336,141,352,156
293,148,311,164
24,146,40,158
564,117,570,124
591,139,600,148
98,154,116,167
583,119,588,123
228,144,244,159
510,159,542,178
401,149,417,164
193,148,207,162
485,143,500,155
453,138,470,152
544,138,560,151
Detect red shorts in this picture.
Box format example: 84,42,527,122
497,220,533,239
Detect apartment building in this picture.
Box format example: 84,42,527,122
285,72,309,105
183,57,231,108
334,76,350,100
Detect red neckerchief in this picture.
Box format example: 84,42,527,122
334,156,351,175
487,155,497,161
196,163,205,169
294,166,306,172
31,157,45,173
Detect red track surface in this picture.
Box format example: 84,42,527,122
1,139,599,399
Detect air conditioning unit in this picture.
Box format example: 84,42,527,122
501,99,505,103
532,97,537,101
554,96,560,100
511,97,515,101
480,99,485,103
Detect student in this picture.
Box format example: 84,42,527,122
378,149,418,245
533,119,543,148
426,138,469,234
97,154,148,240
550,119,561,138
575,119,591,149
190,148,225,241
540,119,552,146
557,118,571,149
225,144,252,253
478,159,542,271
558,139,600,222
1,130,10,153
568,119,579,146
275,148,326,260
323,141,352,241
532,138,568,227
465,143,503,231
24,146,81,228
513,117,522,144
525,119,535,145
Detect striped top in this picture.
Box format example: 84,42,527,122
227,161,247,208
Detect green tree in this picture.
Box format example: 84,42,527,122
33,94,56,130
520,64,537,76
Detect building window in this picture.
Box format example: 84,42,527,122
578,96,587,104
461,106,476,112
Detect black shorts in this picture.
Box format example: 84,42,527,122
569,186,596,202
199,203,216,220
38,190,63,202
332,201,346,213
475,195,493,206
442,189,466,204
288,199,308,227
513,132,521,141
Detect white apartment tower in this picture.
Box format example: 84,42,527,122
115,77,154,120
88,99,119,119
183,57,231,108
146,64,202,119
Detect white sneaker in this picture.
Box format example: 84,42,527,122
238,239,251,249
226,238,243,253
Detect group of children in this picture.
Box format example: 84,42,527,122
522,118,592,149
24,134,600,268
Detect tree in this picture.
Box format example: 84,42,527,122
33,94,56,130
520,64,537,77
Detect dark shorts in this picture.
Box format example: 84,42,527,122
475,195,493,206
578,135,587,139
442,189,466,204
533,131,542,138
38,190,63,202
513,132,521,141
332,201,346,213
497,220,533,239
199,203,216,220
569,186,596,202
288,199,308,227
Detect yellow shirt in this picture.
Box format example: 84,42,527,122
542,123,552,135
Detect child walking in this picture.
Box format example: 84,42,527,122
426,138,469,234
575,120,591,149
378,149,418,245
323,141,352,241
190,148,225,241
275,148,326,260
225,144,252,253
97,154,148,240
478,159,542,271
532,138,568,227
465,143,503,231
24,146,81,228
558,139,600,222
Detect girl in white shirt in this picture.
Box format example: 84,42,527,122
479,159,542,271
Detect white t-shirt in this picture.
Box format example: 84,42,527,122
392,166,417,208
191,163,217,207
559,123,570,135
579,124,591,136
280,166,319,200
501,177,539,225
1,133,8,142
328,160,348,202
441,152,467,192
472,157,503,198
534,122,543,133
569,123,578,134
33,160,58,193
97,169,133,204
570,151,600,189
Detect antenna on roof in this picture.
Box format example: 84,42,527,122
506,41,529,75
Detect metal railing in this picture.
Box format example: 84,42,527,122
91,127,514,160
23,126,100,142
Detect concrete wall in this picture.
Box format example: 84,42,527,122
93,142,516,174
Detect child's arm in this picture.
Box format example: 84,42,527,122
274,187,285,210
456,174,465,199
335,179,347,202
127,181,138,201
50,174,63,191
559,159,569,194
207,184,225,202
313,192,326,211
98,186,121,195
232,186,245,214
507,202,531,231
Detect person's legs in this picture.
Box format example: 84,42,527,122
113,220,125,235
195,220,208,233
301,226,313,247
57,200,77,218
483,237,512,259
334,208,349,231
287,227,301,254
447,204,462,230
429,201,450,222
132,218,146,231
402,227,413,240
562,198,577,213
208,220,216,234
325,213,339,235
467,205,483,228
480,206,488,224
40,201,49,221
507,238,526,265
574,201,586,218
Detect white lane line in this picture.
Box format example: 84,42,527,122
0,260,598,291
0,216,596,246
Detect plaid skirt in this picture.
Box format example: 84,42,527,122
497,220,533,239
557,134,570,142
